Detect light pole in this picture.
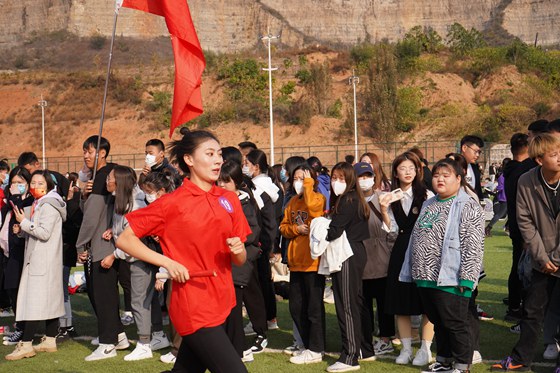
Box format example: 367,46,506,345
349,71,360,161
261,32,280,165
38,95,48,169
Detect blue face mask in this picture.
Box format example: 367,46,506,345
1,175,8,190
17,184,26,195
280,168,288,183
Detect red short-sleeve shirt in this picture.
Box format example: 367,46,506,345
125,178,251,336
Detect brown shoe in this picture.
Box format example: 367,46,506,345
5,341,36,360
34,336,57,353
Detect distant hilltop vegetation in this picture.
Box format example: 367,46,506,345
1,0,559,52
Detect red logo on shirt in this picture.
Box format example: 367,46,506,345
218,196,233,213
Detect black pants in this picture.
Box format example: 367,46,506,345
468,287,479,351
225,286,246,357
7,288,23,331
289,271,326,353
88,260,123,344
508,239,524,310
256,252,277,321
0,259,11,309
242,266,267,336
171,325,248,373
360,277,395,357
22,318,59,342
512,270,560,366
331,242,366,366
118,259,132,312
487,201,507,229
419,288,472,370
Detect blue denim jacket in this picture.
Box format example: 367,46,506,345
399,188,480,288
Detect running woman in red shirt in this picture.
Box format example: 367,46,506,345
115,130,251,373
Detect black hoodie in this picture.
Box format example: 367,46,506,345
503,157,537,241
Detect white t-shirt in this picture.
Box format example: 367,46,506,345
466,164,476,190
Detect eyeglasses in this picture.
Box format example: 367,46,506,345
466,145,482,155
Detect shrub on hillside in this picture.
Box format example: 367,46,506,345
446,23,486,56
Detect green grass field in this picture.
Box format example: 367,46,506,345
0,225,555,372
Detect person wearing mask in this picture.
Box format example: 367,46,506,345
280,164,326,365
380,151,435,367
141,139,177,176
116,129,251,373
400,158,484,373
5,170,66,360
354,162,397,358
1,167,33,346
324,162,370,372
359,152,391,192
218,161,263,363
75,136,129,361
492,133,560,372
244,149,280,346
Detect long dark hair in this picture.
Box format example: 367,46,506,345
329,162,369,219
141,169,178,194
113,165,137,215
246,149,273,177
169,129,219,176
219,161,259,211
391,151,427,202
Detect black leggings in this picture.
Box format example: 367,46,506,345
171,325,247,373
22,318,59,342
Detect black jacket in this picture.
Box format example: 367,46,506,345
62,191,83,267
232,192,261,287
327,190,370,243
504,158,537,241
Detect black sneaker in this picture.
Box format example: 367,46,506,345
505,308,523,322
250,335,268,354
421,361,453,372
510,322,521,334
3,329,23,346
56,326,77,343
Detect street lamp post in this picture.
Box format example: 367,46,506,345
261,32,280,165
349,71,360,161
38,95,48,169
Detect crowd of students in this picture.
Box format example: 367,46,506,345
0,118,558,373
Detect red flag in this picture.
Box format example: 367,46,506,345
120,0,205,136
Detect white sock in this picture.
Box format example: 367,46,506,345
421,339,432,352
401,337,412,352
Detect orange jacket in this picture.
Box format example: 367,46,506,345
279,178,326,272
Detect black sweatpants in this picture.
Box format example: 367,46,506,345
507,239,524,310
468,287,480,351
242,265,267,337
419,287,472,371
88,260,123,344
360,277,395,357
512,270,560,366
289,271,326,353
331,241,366,366
22,318,59,341
171,325,248,373
256,252,277,321
225,285,246,357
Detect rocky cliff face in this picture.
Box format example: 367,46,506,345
1,0,559,51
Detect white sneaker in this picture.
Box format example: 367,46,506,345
413,348,433,366
91,337,99,346
323,286,335,304
396,348,413,364
544,343,559,360
160,351,176,364
0,308,14,317
242,349,254,363
124,342,152,361
116,332,130,350
290,349,322,364
243,322,256,336
121,311,134,326
150,331,171,351
267,319,279,330
326,361,360,372
85,344,117,361
472,350,482,364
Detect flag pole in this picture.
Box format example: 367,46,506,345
92,2,120,179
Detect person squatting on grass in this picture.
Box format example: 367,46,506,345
492,133,560,372
116,130,251,373
279,164,327,365
400,158,485,373
5,170,66,360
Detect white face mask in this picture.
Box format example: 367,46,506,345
331,180,347,196
145,193,157,204
242,165,252,177
78,169,91,183
293,180,304,195
145,154,157,167
359,177,375,191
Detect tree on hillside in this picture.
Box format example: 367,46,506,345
447,23,487,56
